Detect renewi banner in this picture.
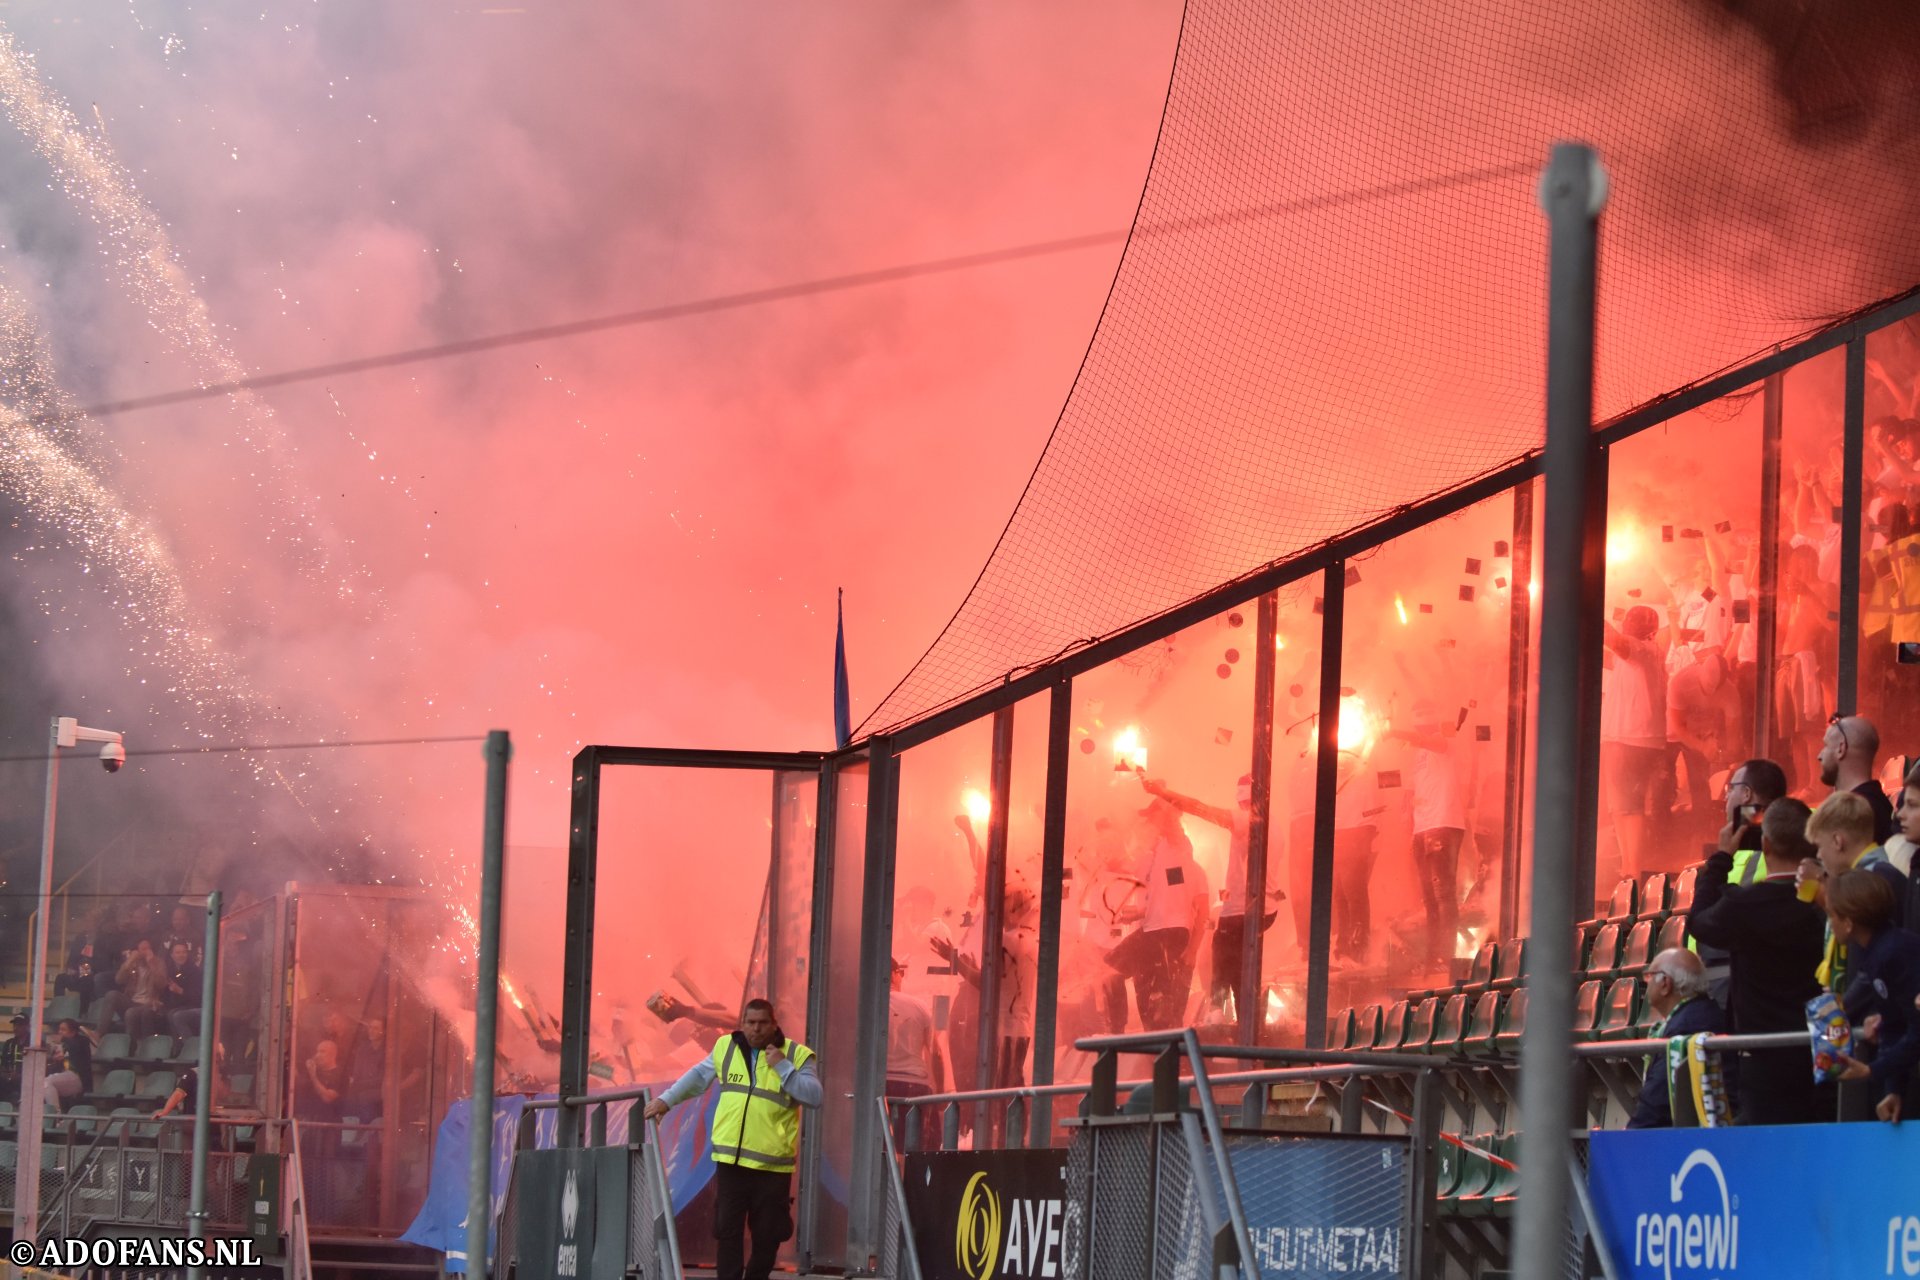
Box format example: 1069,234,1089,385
1588,1124,1920,1279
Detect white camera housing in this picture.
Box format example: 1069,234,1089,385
99,741,126,773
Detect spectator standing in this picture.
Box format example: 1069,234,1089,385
1103,798,1208,1028
113,939,168,1039
1696,759,1788,1000
1820,715,1896,845
1601,605,1669,879
1667,650,1740,844
1387,701,1469,967
1687,798,1828,1124
644,1000,820,1280
1,1014,29,1103
1801,790,1909,997
1827,871,1920,1122
884,958,935,1150
1627,949,1726,1129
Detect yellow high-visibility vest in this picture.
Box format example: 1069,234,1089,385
709,1034,814,1173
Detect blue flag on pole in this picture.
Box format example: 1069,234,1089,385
833,588,851,748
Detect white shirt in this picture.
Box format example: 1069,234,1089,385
1136,831,1204,933
1410,741,1468,832
1601,635,1666,748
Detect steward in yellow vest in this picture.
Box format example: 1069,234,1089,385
646,1000,820,1280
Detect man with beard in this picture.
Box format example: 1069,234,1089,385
1819,715,1895,845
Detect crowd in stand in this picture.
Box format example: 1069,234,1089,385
1641,712,1920,1127
0,898,215,1113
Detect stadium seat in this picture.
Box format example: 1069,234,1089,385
1377,1000,1412,1051
1673,864,1700,910
84,994,115,1029
1572,922,1595,971
1573,979,1606,1039
227,1073,256,1100
1457,1134,1520,1217
104,1107,145,1138
1490,938,1527,991
137,1070,177,1100
1350,1004,1383,1051
134,1035,173,1063
1428,993,1469,1055
1641,871,1673,917
1461,990,1505,1057
171,1035,201,1065
95,1032,132,1064
1616,919,1656,976
1585,922,1624,976
99,1069,136,1099
65,1104,99,1136
1434,1137,1466,1203
1604,877,1640,923
1655,914,1688,954
1403,998,1439,1052
46,993,81,1025
1444,1137,1498,1206
1462,941,1497,993
1327,1008,1355,1051
1595,978,1641,1040
0,1101,15,1136
1492,988,1528,1056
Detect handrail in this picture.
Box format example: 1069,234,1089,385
637,1094,684,1280
874,1094,925,1280
286,1120,315,1280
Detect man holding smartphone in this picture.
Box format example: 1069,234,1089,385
644,999,820,1280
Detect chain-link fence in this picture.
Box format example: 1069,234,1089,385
626,1121,683,1280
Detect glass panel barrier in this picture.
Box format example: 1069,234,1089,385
1859,321,1920,783
1602,386,1765,894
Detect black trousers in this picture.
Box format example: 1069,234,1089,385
713,1160,793,1280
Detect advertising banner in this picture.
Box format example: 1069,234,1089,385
903,1149,1071,1280
1225,1133,1407,1277
1588,1123,1920,1279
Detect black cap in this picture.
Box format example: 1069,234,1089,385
9,1014,28,1025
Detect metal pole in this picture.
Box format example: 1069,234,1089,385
1241,591,1279,1046
1838,337,1866,715
1029,677,1072,1144
1304,564,1345,1048
796,758,839,1268
18,716,61,1250
467,730,512,1279
1515,141,1607,1280
557,746,601,1149
849,741,900,1265
1755,374,1783,756
1499,481,1534,938
186,889,222,1280
974,705,1015,1137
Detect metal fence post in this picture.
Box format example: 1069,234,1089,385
1516,141,1607,1280
467,730,511,1277
186,889,222,1280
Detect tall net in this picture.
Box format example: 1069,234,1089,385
864,0,1920,735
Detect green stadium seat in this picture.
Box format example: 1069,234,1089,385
1403,998,1439,1051
1585,922,1624,975
1327,1008,1356,1051
84,995,115,1029
1377,1000,1412,1051
0,1101,15,1135
1428,993,1469,1055
99,1069,136,1099
65,1104,99,1136
1350,1004,1383,1051
1433,1136,1467,1202
1604,877,1640,923
1656,914,1689,954
1462,941,1498,993
1572,922,1595,971
46,993,81,1025
1491,938,1527,991
104,1107,145,1139
134,1035,174,1063
1674,864,1700,910
95,1032,132,1064
1445,1138,1498,1206
1616,919,1656,976
1493,988,1528,1055
136,1070,177,1100
1573,979,1606,1039
1595,978,1641,1040
171,1035,201,1065
227,1073,256,1100
1461,991,1505,1057
1641,871,1674,917
1457,1134,1521,1217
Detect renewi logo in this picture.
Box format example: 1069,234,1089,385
1634,1149,1739,1280
956,1172,1003,1280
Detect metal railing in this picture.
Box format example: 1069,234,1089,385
17,841,120,985
287,1119,315,1280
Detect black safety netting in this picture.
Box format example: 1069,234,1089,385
862,0,1920,736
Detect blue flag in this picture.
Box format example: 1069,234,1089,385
833,588,851,748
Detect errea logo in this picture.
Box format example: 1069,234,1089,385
1634,1149,1739,1280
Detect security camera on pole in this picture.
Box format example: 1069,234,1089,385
18,716,126,1253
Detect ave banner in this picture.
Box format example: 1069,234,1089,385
1588,1123,1920,1279
903,1148,1072,1280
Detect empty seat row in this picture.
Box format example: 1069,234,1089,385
1333,970,1661,1059
92,1032,202,1066
1434,1133,1521,1216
